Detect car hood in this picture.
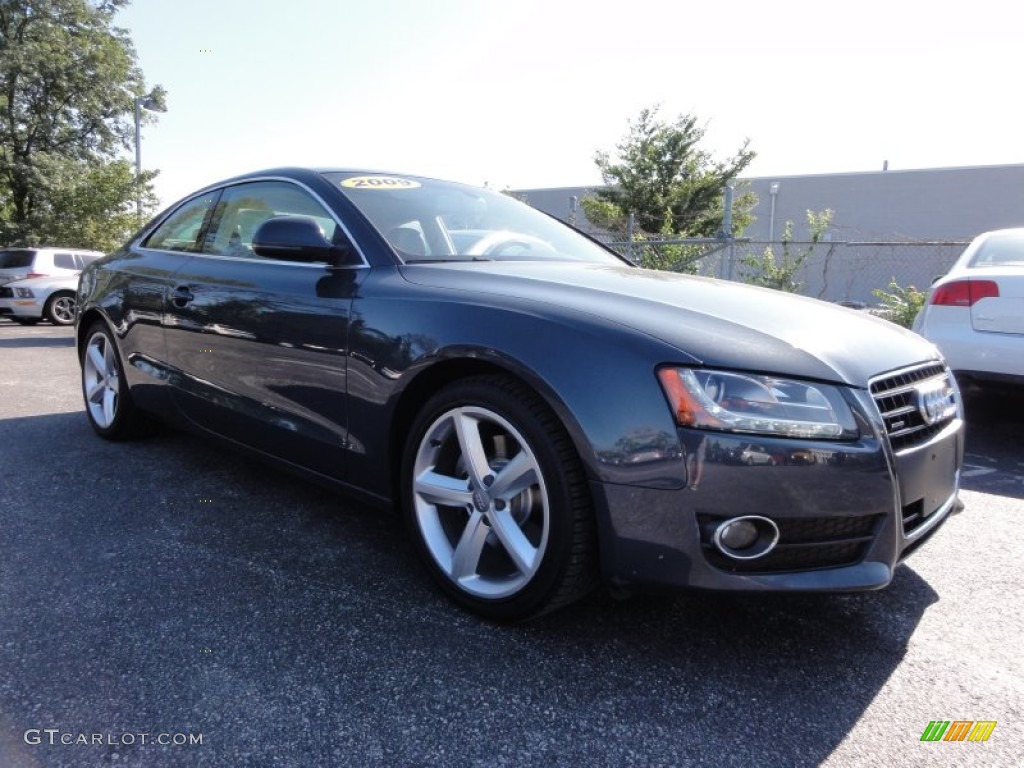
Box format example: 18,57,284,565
399,261,941,386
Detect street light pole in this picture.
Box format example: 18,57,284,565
768,182,780,243
133,94,166,221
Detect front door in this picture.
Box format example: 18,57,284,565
163,179,364,481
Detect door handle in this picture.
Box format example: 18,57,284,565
171,285,195,307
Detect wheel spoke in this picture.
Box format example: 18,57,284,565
102,386,117,425
87,344,106,374
454,411,491,486
103,341,116,376
488,451,537,500
415,469,473,508
86,379,105,402
450,510,489,581
487,507,538,576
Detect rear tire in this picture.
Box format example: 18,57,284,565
44,292,76,325
402,375,597,621
80,321,154,439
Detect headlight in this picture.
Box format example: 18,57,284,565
15,287,35,298
657,367,858,439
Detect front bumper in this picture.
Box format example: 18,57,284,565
594,367,964,593
0,297,44,318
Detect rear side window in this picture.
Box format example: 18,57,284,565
145,193,220,252
0,250,36,268
54,253,77,269
76,254,103,268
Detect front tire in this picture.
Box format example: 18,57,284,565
402,375,597,621
45,292,77,325
81,322,153,439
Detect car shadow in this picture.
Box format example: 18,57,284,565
961,382,1024,499
0,335,75,348
522,571,936,764
0,410,941,767
0,322,75,347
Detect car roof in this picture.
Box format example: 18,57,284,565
157,167,488,219
972,227,1024,240
210,167,457,187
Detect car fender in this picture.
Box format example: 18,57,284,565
345,275,693,497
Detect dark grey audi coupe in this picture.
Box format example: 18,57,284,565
76,168,964,620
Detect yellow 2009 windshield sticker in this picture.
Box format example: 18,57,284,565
340,176,421,190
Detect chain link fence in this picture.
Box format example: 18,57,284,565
590,234,735,278
590,233,968,305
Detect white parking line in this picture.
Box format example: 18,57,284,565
962,463,997,478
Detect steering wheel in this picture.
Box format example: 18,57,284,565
465,232,552,258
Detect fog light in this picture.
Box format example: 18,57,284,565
719,520,758,550
712,515,780,561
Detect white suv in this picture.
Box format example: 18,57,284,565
0,247,105,286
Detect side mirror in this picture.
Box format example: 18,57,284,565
251,216,356,266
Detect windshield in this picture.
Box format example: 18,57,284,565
969,232,1024,267
326,172,624,265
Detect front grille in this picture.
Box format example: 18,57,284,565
698,513,881,573
0,286,12,298
869,363,956,451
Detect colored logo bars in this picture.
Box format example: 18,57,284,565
920,721,997,742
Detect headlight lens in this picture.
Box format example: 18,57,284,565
657,367,858,439
15,287,35,298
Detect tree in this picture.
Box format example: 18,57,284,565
583,105,757,243
17,155,158,250
0,0,164,247
741,209,833,292
872,278,926,328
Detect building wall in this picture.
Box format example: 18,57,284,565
744,164,1024,242
515,163,1024,242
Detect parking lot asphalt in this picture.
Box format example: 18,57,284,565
0,320,1021,768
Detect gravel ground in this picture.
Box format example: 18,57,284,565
0,321,1021,767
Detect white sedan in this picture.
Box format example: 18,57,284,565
0,273,81,326
914,228,1024,387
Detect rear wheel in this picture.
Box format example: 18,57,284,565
44,292,76,325
81,322,153,439
402,375,597,621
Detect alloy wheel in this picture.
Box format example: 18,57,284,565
411,405,550,599
83,331,120,429
49,295,76,324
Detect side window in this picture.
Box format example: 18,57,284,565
53,253,77,269
77,254,103,268
145,193,220,252
203,181,339,260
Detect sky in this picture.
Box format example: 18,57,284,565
115,0,1022,209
